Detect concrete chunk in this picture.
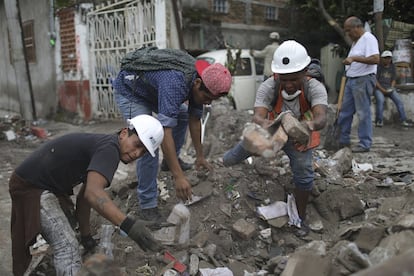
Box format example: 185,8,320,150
281,112,310,145
232,218,256,240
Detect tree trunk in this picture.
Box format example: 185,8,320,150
317,0,352,47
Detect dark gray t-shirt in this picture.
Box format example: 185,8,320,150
15,133,120,195
376,64,396,89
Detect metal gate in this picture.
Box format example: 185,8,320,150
87,0,163,119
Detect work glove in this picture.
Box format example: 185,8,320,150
80,234,98,253
121,217,162,252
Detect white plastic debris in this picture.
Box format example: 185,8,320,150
287,194,301,228
256,201,287,220
159,179,170,201
3,130,16,141
185,194,204,206
260,228,271,238
352,159,373,173
199,267,233,276
153,203,190,245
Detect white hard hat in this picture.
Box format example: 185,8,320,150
127,115,164,157
271,40,311,74
269,32,280,40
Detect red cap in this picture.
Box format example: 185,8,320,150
195,60,232,96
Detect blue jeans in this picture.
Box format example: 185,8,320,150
223,141,314,191
374,89,407,123
115,93,189,209
337,75,376,149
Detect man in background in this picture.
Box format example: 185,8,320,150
374,50,411,127
250,32,281,79
338,16,379,153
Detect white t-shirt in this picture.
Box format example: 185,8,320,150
345,32,379,77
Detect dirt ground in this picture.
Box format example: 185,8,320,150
1,98,414,276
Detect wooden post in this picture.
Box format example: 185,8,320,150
4,0,36,121
373,0,384,52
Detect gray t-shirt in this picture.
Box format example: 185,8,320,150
254,77,328,118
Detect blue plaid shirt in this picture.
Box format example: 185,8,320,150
113,69,203,128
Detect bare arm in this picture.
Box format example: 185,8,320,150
376,80,387,93
81,171,126,227
343,54,380,65
161,127,192,201
253,106,272,127
76,183,92,236
189,115,213,171
308,104,327,131
251,46,270,58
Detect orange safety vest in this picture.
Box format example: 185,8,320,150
268,80,320,151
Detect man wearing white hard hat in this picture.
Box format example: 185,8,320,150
9,115,164,276
250,31,281,79
374,50,411,127
224,40,328,237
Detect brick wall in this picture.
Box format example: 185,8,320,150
58,8,77,73
57,8,92,121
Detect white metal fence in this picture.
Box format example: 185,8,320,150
87,0,161,119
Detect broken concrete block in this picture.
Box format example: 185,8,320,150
281,112,310,145
280,251,330,276
353,249,414,276
189,254,199,275
232,218,256,240
331,147,353,175
336,242,371,273
355,226,385,252
228,259,256,275
391,214,414,232
241,123,274,157
271,126,288,153
191,231,210,248
267,216,289,228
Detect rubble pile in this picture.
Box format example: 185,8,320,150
2,98,414,275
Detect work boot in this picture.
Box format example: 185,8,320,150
375,120,383,127
294,221,310,238
140,207,161,222
351,145,370,153
161,158,192,172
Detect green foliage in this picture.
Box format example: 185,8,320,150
287,0,414,58
386,1,414,22
55,0,76,9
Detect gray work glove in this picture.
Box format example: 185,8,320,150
125,219,162,252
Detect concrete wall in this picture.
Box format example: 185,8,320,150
372,89,414,123
0,0,56,118
0,3,20,114
320,44,344,104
